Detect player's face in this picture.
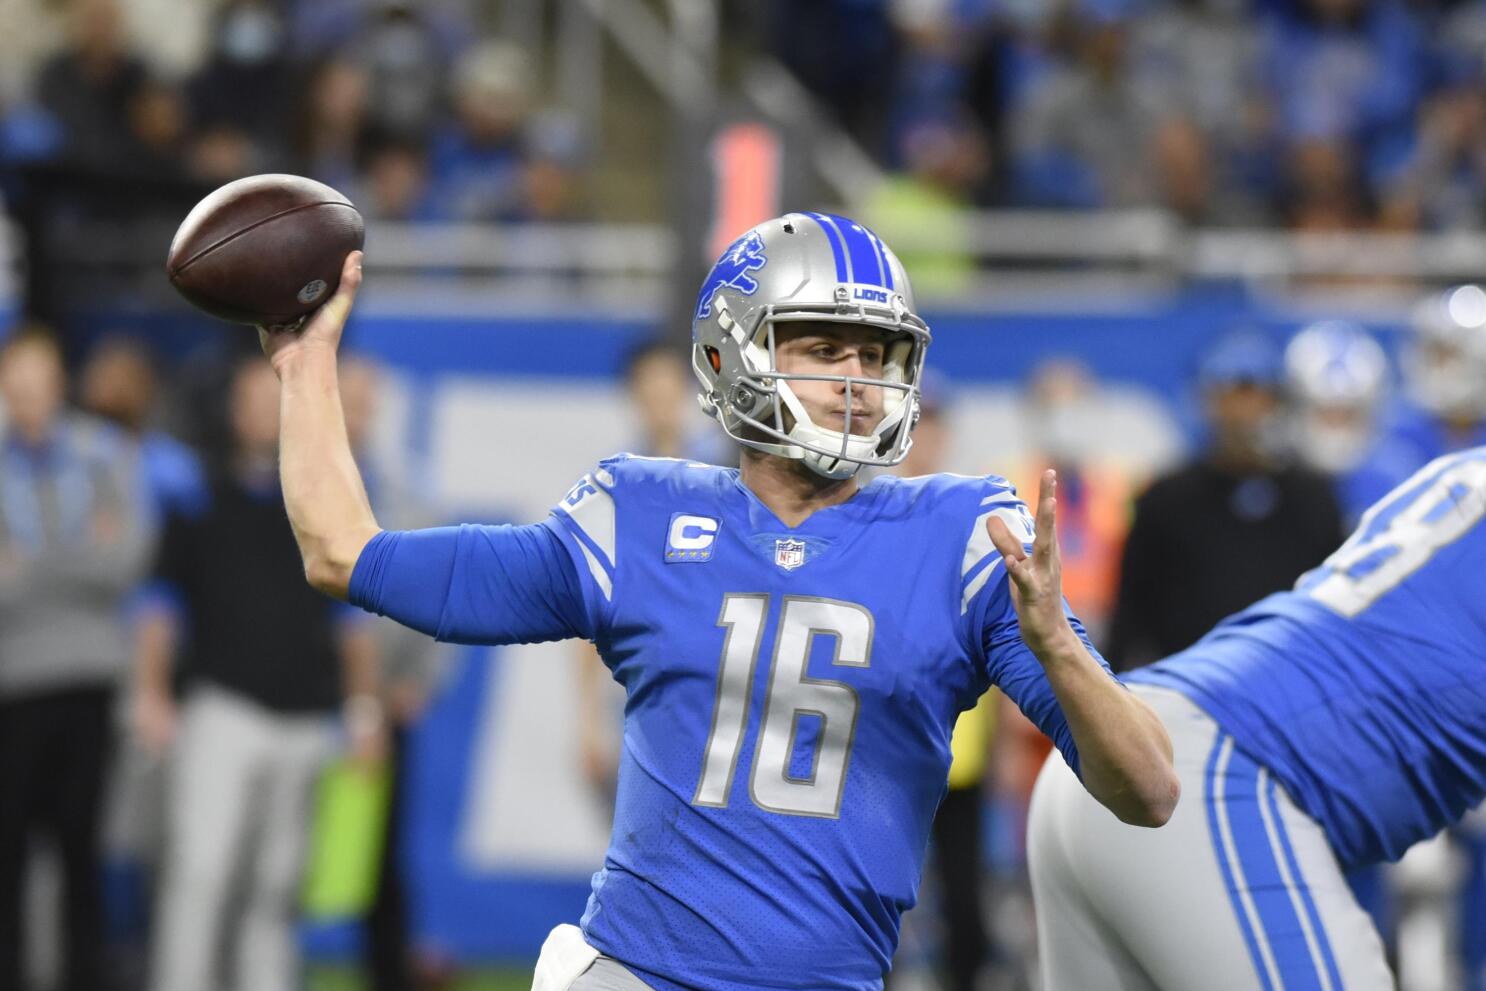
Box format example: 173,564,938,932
772,322,889,437
230,360,282,456
0,339,65,442
628,350,691,443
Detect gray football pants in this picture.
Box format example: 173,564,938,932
571,958,658,990
149,685,333,991
1029,684,1395,990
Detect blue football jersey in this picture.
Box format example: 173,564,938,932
539,455,1104,991
1131,447,1486,870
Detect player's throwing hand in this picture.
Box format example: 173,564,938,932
986,469,1073,656
258,251,363,375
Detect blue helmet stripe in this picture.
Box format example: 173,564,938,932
866,226,895,290
830,214,888,288
808,212,850,282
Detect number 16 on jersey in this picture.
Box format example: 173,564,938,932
693,594,874,819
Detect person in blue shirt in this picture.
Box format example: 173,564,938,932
1030,447,1486,990
257,214,1178,991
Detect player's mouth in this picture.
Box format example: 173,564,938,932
825,408,877,433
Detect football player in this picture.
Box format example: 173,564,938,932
1282,319,1390,523
258,214,1178,991
1029,447,1486,989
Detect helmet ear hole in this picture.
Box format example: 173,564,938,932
705,346,722,374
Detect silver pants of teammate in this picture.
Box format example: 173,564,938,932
532,924,657,991
1028,684,1395,990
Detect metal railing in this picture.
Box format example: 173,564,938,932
17,209,1486,318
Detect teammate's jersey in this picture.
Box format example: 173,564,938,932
1130,448,1486,869
349,455,1106,991
1343,400,1486,519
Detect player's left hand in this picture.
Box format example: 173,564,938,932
986,469,1075,657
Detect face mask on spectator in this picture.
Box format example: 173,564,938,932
219,6,282,65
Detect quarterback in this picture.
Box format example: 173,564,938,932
1030,447,1486,990
259,214,1178,991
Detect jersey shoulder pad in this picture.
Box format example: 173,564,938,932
599,452,726,485
926,473,1036,615
550,454,731,601
879,471,1027,521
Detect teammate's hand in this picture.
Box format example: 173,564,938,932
258,250,363,375
986,469,1075,657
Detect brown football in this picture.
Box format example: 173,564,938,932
166,174,364,329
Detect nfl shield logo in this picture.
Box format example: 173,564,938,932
774,538,806,571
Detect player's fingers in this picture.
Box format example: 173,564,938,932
987,515,1028,568
319,250,364,319
1033,469,1059,563
287,250,363,345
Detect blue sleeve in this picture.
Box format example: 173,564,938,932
348,523,592,645
972,573,1116,780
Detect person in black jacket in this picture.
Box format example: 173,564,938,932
1106,331,1346,672
131,357,384,991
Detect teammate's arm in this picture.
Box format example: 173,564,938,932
258,252,380,600
987,470,1179,828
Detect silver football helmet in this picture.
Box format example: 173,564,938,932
1405,285,1486,422
1284,320,1388,473
690,212,931,479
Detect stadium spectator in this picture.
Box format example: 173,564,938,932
1260,0,1428,219
292,58,372,195
184,0,293,174
1278,136,1375,231
886,1,973,165
35,0,148,170
0,328,150,991
770,0,901,156
1106,331,1346,671
341,0,456,143
1129,0,1273,223
122,77,189,180
356,135,440,222
78,336,206,525
956,15,1016,206
428,41,533,222
1008,0,1184,210
863,114,985,297
518,111,590,224
135,357,385,991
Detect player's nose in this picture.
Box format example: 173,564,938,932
837,350,870,385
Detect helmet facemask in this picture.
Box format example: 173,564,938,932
695,294,930,479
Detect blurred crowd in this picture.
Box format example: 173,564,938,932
15,0,1486,235
0,0,587,225
783,0,1486,232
